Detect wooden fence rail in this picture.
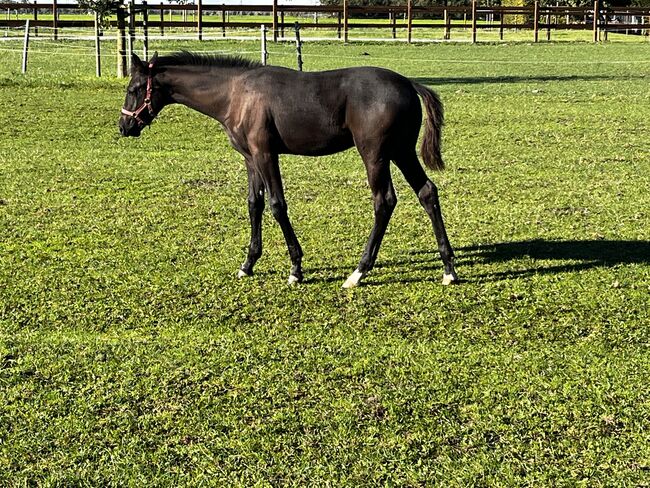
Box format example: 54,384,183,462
1,2,649,43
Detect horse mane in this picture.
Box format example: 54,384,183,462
157,51,262,70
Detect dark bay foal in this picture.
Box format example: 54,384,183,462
119,52,457,287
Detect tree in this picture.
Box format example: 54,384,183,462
77,0,121,25
77,0,127,76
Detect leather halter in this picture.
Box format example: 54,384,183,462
121,62,155,127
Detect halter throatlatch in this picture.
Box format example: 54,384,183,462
121,62,156,127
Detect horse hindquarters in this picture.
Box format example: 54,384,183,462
343,81,457,287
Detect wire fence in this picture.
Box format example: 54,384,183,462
3,18,650,78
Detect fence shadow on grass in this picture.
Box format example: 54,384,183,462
412,74,648,86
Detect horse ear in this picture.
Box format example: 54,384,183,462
131,53,145,74
149,51,159,67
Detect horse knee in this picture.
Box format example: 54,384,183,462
417,180,439,209
374,188,397,216
248,194,264,216
268,196,287,220
386,188,397,211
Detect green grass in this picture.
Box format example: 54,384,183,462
1,40,650,486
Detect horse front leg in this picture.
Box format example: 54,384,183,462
238,158,265,278
253,151,304,285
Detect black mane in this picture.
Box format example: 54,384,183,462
157,51,262,70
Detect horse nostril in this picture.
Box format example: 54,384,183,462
119,119,131,136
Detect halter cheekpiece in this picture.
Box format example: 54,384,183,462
121,61,156,127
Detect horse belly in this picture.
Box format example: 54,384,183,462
281,132,353,156
273,109,353,156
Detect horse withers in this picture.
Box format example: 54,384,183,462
119,52,457,287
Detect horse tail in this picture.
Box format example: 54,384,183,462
413,82,445,171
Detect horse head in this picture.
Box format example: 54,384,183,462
119,52,163,137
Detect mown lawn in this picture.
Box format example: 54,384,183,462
1,39,649,486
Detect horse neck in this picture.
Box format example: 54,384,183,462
160,66,242,123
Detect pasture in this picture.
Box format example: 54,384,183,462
1,39,649,485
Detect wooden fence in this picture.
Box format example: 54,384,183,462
2,1,650,43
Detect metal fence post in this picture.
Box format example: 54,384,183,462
197,0,202,40
261,25,268,65
294,22,303,71
94,12,101,76
471,0,477,43
22,20,30,73
143,1,149,59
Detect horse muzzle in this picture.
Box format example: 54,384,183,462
119,116,142,137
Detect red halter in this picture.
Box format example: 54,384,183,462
121,62,155,127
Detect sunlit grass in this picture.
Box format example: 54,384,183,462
1,40,649,486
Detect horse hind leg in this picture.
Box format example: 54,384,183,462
343,154,396,288
393,150,457,285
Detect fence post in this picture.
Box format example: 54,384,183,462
294,22,303,71
33,1,37,37
546,12,551,41
533,0,539,42
337,11,341,39
407,0,412,43
143,1,149,59
94,12,101,77
471,0,477,43
281,11,285,39
159,2,164,36
499,11,504,40
444,8,450,40
593,0,599,42
221,4,226,37
197,0,202,40
272,0,278,42
52,0,57,40
391,9,397,39
22,20,30,74
127,0,135,64
343,0,348,42
117,6,127,78
261,25,268,65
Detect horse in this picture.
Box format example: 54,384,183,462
119,52,457,288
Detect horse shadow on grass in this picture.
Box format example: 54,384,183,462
326,239,650,286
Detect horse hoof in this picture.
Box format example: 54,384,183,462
342,269,365,289
442,272,458,286
287,274,301,285
237,269,251,279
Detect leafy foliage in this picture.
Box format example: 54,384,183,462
76,0,121,23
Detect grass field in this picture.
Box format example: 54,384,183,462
1,39,650,485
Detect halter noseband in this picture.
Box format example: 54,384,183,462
121,62,155,127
